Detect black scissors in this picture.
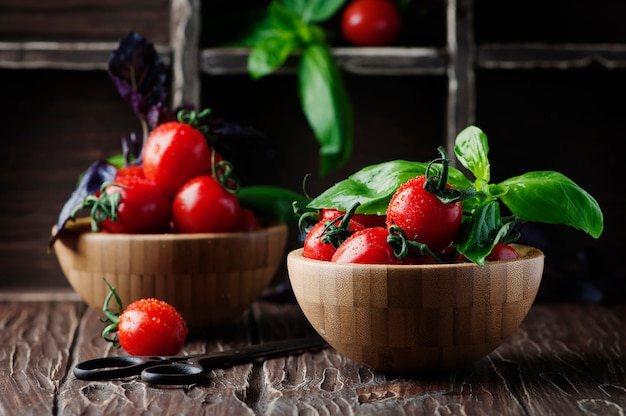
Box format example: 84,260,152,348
74,336,327,385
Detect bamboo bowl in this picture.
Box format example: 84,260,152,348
52,218,288,330
287,245,544,374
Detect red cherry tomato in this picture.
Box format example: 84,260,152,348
341,0,401,47
303,216,365,261
115,165,145,179
97,176,172,234
117,298,188,356
172,175,240,233
321,208,386,229
143,121,213,196
233,208,261,232
386,176,462,252
486,243,520,261
331,227,403,264
102,282,188,356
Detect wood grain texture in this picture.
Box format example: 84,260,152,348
0,301,84,415
0,0,171,43
2,300,626,415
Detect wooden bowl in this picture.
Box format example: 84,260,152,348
52,218,288,330
287,245,544,373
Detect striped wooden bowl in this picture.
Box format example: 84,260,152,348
287,245,544,373
52,218,288,330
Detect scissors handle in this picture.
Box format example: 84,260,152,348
74,356,155,381
74,336,327,385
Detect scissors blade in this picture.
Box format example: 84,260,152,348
196,336,328,369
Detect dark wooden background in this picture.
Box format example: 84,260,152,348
1,0,625,305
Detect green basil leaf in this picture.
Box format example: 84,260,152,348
307,160,474,215
283,0,347,23
298,44,353,176
238,185,309,224
454,125,491,183
454,200,510,265
499,171,604,238
246,2,303,79
248,33,297,79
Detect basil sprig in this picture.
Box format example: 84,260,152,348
246,0,351,176
307,125,604,265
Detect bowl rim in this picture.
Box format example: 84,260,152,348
287,244,544,270
52,217,288,241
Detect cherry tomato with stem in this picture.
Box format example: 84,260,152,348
386,175,463,252
303,215,365,261
73,176,172,234
143,109,216,196
331,227,403,264
102,280,188,356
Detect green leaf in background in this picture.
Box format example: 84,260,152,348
308,160,474,215
245,0,352,177
247,2,303,79
238,185,309,224
248,33,298,79
498,171,604,238
298,44,353,176
283,0,347,23
454,125,491,183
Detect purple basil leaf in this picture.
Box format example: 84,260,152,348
209,120,278,186
50,160,116,246
211,119,266,138
122,132,143,166
108,31,168,131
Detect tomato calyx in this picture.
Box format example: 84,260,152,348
100,279,126,348
294,201,320,235
319,202,362,249
70,181,125,232
177,108,212,135
387,224,449,263
424,147,477,204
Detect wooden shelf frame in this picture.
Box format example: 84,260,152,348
2,0,626,154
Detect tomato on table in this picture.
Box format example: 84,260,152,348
102,282,188,356
341,0,401,47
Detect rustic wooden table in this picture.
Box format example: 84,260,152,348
2,291,626,415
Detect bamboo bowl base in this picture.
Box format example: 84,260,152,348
53,219,288,330
287,245,544,373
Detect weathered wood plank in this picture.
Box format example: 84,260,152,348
3,300,626,415
248,302,626,415
0,301,84,415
